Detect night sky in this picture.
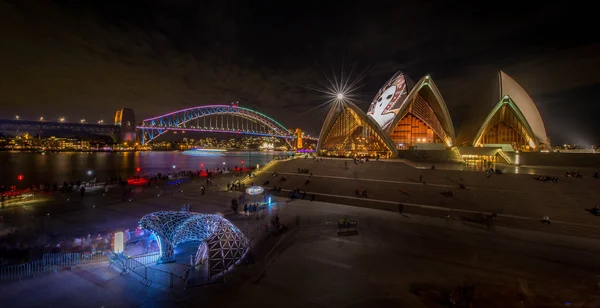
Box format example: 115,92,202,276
1,1,598,145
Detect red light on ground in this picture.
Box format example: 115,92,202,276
136,167,141,172
241,160,244,164
17,175,24,181
200,163,204,167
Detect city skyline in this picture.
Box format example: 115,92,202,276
0,1,599,145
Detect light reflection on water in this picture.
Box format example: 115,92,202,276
0,151,291,186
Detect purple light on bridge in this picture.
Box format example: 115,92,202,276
136,126,295,138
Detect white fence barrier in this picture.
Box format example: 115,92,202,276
0,251,109,282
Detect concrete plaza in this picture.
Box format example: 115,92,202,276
1,159,600,307
3,196,600,307
252,158,600,237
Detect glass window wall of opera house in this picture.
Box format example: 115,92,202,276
316,71,551,158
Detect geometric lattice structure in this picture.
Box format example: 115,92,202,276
205,222,250,277
317,101,398,158
136,104,294,145
139,211,249,277
384,75,456,149
473,71,550,151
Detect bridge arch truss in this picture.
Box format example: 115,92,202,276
137,105,293,144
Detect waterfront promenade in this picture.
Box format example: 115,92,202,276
3,193,600,307
251,158,600,237
2,158,600,307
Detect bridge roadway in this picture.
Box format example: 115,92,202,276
0,119,120,134
1,176,600,306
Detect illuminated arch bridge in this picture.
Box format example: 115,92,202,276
137,105,294,145
139,211,250,277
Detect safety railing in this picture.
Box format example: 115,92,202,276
398,158,419,168
128,251,161,266
109,252,187,289
240,156,294,184
0,251,109,282
496,149,512,164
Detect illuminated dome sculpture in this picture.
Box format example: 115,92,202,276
473,71,550,151
317,101,398,157
371,73,455,150
139,211,250,277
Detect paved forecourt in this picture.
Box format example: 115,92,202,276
249,158,600,236
4,196,600,307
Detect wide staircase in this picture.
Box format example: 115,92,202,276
397,149,464,164
496,149,513,164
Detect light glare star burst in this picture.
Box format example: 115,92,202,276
303,65,368,116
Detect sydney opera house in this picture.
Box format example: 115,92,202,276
317,71,551,164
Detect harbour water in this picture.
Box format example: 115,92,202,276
0,150,291,187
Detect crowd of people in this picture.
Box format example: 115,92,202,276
0,165,251,264
565,171,583,178
0,229,115,266
533,175,559,182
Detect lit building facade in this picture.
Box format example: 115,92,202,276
316,70,550,159
383,75,455,149
473,72,550,151
317,102,397,157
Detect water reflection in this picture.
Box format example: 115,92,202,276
0,151,291,186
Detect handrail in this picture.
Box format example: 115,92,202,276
1,251,109,282
108,252,188,289
497,149,512,164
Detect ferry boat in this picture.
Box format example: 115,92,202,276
192,148,227,153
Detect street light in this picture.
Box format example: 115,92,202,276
98,120,104,124
15,115,19,120
80,119,86,123
59,117,65,122
40,117,44,121
17,174,24,190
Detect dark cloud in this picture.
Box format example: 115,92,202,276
0,0,598,143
